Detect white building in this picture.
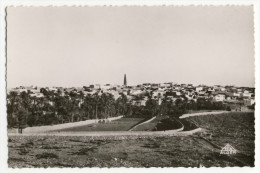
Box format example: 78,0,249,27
196,87,203,92
214,94,225,102
244,98,255,106
242,93,252,98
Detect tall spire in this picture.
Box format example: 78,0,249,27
124,74,127,86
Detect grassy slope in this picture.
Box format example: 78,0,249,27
55,118,145,132
186,112,255,165
186,112,254,139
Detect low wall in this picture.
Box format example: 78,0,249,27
176,128,203,136
22,116,123,133
179,111,230,119
9,127,201,138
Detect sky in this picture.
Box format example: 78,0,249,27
7,6,254,88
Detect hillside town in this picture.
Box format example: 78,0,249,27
7,75,255,113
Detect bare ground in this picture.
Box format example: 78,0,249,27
8,112,254,167
8,134,254,168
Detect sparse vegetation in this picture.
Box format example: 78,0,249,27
186,112,254,138
36,153,59,159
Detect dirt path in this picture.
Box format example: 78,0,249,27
128,116,156,131
179,111,230,119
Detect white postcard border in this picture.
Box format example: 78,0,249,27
0,0,259,173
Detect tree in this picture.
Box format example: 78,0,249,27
159,98,170,116
116,93,128,116
53,95,68,124
92,93,101,120
145,98,159,118
17,109,28,130
82,94,93,120
20,91,31,127
7,91,21,127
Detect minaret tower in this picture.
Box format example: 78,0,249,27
124,74,127,86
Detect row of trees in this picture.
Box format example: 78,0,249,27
125,97,229,119
7,90,128,128
7,89,228,128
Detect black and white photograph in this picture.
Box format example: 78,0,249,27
2,4,258,169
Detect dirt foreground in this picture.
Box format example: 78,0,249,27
8,133,254,168
8,112,254,167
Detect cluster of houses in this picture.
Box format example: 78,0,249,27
8,82,255,110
